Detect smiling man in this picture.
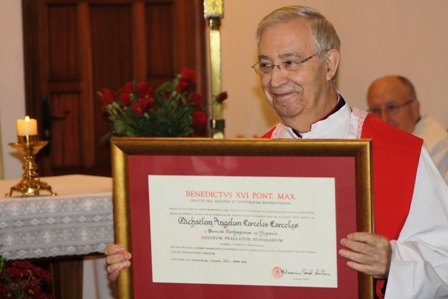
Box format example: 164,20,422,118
257,6,448,299
105,5,448,299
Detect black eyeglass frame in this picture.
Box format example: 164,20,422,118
251,52,320,75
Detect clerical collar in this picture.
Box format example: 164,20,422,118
291,95,346,138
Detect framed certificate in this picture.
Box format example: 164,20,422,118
111,138,374,299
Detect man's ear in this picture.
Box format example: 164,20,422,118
411,98,420,110
411,98,421,119
325,49,340,81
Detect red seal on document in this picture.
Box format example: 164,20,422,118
272,266,284,278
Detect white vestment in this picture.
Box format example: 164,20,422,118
413,114,448,183
269,102,448,299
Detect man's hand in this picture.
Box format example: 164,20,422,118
104,244,132,282
339,232,391,278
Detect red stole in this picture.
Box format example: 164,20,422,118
264,116,422,298
361,115,422,239
262,127,275,139
362,115,422,298
262,116,423,239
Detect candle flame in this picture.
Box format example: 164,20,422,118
25,116,30,122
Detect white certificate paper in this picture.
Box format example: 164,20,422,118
148,175,337,288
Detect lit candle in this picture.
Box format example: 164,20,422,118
16,116,38,136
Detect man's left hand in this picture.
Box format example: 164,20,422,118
339,232,391,278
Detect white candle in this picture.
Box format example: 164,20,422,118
16,116,38,136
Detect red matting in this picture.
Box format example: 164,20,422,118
128,155,358,299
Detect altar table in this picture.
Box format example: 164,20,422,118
0,174,116,299
0,174,114,260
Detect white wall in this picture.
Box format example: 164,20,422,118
221,0,448,137
0,0,26,179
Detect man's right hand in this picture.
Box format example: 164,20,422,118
104,244,132,282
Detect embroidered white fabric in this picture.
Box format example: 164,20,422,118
0,175,114,260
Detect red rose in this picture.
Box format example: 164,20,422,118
189,92,202,106
175,79,188,93
99,87,114,106
132,95,153,116
136,82,154,98
139,96,153,111
121,81,133,93
176,68,196,92
119,91,132,106
132,102,144,116
215,91,228,103
192,110,207,129
180,68,196,82
0,259,52,299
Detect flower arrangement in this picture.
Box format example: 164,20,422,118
0,256,53,299
99,68,209,139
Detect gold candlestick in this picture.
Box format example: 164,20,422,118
7,135,56,197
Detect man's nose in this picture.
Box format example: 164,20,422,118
269,66,288,87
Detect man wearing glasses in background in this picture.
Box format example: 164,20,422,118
367,75,448,182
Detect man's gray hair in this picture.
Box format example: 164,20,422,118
256,5,341,54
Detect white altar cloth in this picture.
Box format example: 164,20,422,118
0,174,114,260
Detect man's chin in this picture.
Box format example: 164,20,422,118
274,105,300,120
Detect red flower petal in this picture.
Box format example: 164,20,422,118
192,110,207,129
99,88,115,106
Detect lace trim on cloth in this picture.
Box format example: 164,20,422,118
347,107,367,139
0,193,113,260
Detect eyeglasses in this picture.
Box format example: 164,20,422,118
251,53,319,75
368,99,414,116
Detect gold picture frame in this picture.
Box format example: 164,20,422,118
111,137,373,299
